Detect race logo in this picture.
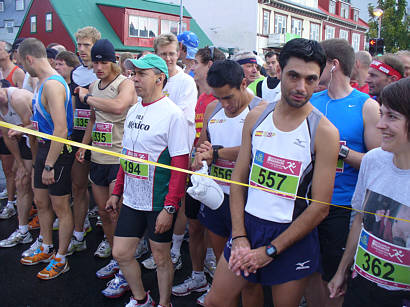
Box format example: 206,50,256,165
255,130,275,137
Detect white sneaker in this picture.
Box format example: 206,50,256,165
172,275,209,296
196,289,209,306
0,188,8,199
94,239,111,258
142,254,156,270
96,259,119,279
22,236,43,257
204,255,217,278
135,238,149,259
0,229,32,247
0,205,16,219
125,291,155,307
83,216,92,234
101,273,129,298
67,236,87,256
171,251,182,270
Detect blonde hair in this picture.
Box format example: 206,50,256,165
75,26,101,44
111,62,121,75
153,33,179,53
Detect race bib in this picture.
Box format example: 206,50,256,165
354,228,410,290
74,109,91,131
92,122,113,147
32,120,45,143
336,141,346,173
120,149,149,180
249,150,302,200
210,159,235,186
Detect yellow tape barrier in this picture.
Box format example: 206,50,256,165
0,120,409,224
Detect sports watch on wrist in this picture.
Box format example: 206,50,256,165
84,94,92,104
265,244,277,259
339,144,350,160
44,165,54,172
163,205,176,214
212,145,224,164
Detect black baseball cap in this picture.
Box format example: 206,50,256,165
91,39,116,63
11,37,25,53
46,48,58,59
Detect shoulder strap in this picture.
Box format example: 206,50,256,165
306,107,323,158
256,80,263,98
248,96,263,110
251,102,276,136
206,102,223,143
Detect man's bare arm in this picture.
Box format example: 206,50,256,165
13,67,25,89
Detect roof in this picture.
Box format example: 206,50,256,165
37,0,212,52
318,6,369,29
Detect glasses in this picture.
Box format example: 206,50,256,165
158,52,178,59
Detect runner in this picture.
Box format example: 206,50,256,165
204,38,339,307
54,51,80,85
395,50,410,78
18,38,75,280
328,78,410,307
232,51,263,88
107,54,190,307
307,38,381,307
177,31,199,76
350,51,372,94
0,84,35,248
0,40,25,88
254,51,281,102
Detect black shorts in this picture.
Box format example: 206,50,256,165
89,162,119,187
343,274,410,307
0,137,10,155
185,177,201,219
34,142,75,196
18,137,32,160
318,210,351,282
115,204,177,243
71,144,91,162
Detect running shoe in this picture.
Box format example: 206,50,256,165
94,239,111,258
196,290,209,306
52,218,59,230
88,206,99,219
0,205,16,219
135,238,149,259
171,251,182,270
96,215,103,227
66,236,87,256
141,254,156,270
37,256,69,280
0,188,7,199
22,236,43,257
96,259,119,279
172,276,209,296
125,291,155,307
20,245,53,265
204,255,217,278
28,215,40,230
0,229,32,247
83,216,92,234
102,273,129,298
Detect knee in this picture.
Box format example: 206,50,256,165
152,249,170,268
72,181,87,197
189,221,204,238
113,245,134,264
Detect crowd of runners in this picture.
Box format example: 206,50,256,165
0,25,409,307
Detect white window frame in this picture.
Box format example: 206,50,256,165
325,25,335,39
160,19,187,35
0,1,4,12
352,33,360,51
263,10,270,35
15,0,24,11
5,20,14,34
45,13,52,32
309,22,320,41
274,14,287,34
129,15,159,38
329,0,336,14
291,18,302,36
30,15,36,33
339,29,349,41
341,3,349,18
353,10,359,22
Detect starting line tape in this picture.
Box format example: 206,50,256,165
0,120,408,224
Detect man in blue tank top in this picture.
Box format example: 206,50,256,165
18,38,75,280
307,38,381,307
205,38,340,307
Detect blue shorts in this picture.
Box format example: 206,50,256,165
224,212,321,286
198,193,231,238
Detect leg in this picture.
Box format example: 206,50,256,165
208,230,227,262
113,236,146,300
50,194,73,255
242,282,264,307
34,188,53,244
15,159,33,226
0,153,16,202
71,160,90,232
305,273,326,307
150,240,173,306
189,218,206,271
91,183,114,246
205,256,248,307
271,276,310,307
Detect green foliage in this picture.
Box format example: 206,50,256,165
368,0,410,52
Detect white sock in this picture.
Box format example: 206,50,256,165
55,253,66,262
192,270,205,280
73,230,84,241
42,243,53,253
206,248,215,259
6,200,15,208
18,225,29,234
171,234,184,256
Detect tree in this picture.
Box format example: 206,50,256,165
368,0,410,52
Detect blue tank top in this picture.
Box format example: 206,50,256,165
311,89,369,207
32,75,73,137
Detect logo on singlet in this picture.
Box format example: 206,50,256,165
255,130,275,137
293,138,306,148
128,120,150,131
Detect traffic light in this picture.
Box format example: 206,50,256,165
376,38,384,55
369,38,377,56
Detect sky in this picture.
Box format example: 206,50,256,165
351,0,378,21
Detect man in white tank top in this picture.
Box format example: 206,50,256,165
0,85,35,248
205,39,340,307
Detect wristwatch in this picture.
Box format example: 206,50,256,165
44,165,54,172
265,244,277,259
212,145,224,164
84,94,92,104
163,205,176,214
339,144,350,160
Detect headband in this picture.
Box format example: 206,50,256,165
370,60,402,80
237,58,257,65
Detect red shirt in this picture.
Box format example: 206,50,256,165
195,93,216,146
351,82,369,95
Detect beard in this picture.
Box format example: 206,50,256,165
283,91,310,109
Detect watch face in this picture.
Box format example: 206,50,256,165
267,246,275,256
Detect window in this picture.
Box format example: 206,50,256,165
291,18,302,36
15,0,24,11
0,1,4,12
160,19,187,35
274,14,287,34
129,15,158,38
310,23,320,41
339,29,348,40
30,15,36,33
353,10,359,22
341,3,349,18
263,10,270,35
45,13,52,32
5,20,14,34
329,0,336,14
352,33,360,51
325,25,335,39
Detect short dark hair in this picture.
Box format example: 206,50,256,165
265,51,278,60
18,38,47,59
207,60,244,89
55,51,80,68
379,78,410,139
279,38,326,75
376,54,405,78
196,46,226,64
320,39,355,77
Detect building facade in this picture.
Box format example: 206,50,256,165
0,0,30,44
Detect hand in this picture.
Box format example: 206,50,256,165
228,237,251,276
328,270,349,298
42,168,55,185
76,148,86,163
197,141,212,153
75,87,89,103
155,209,173,234
239,246,273,276
192,151,213,171
106,195,120,220
8,129,22,139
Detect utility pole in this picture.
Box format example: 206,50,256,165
179,0,183,34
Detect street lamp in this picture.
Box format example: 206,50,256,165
373,8,383,39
